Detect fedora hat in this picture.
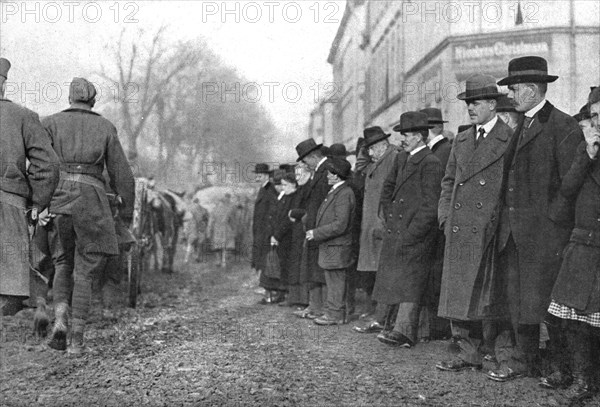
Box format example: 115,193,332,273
325,157,352,180
329,143,348,158
296,138,323,162
363,126,390,148
496,94,517,113
573,104,591,122
279,163,296,173
497,56,558,86
253,163,270,174
320,145,330,157
393,111,434,133
457,74,505,102
0,58,10,80
589,86,600,106
419,107,447,124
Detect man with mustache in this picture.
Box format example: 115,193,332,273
488,56,583,382
436,74,513,373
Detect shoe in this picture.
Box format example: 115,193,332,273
47,303,68,351
306,311,323,320
539,371,573,390
377,330,414,348
314,315,343,326
419,337,430,343
436,359,482,372
292,307,310,318
486,367,523,382
564,377,592,405
277,300,292,307
67,332,89,356
353,321,383,334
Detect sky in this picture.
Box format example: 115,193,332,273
0,0,345,160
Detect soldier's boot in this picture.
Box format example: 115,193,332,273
47,302,68,351
67,318,88,355
33,297,50,338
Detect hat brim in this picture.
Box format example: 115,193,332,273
296,143,323,162
362,133,391,148
573,112,591,122
253,169,271,174
457,91,506,101
393,124,434,133
428,119,448,124
497,74,558,86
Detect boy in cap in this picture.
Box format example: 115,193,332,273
306,157,355,325
0,57,59,315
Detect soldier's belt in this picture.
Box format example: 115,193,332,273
570,228,600,248
59,171,105,189
0,189,27,209
60,162,103,176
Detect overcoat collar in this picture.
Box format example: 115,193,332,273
517,101,554,152
309,163,328,192
455,119,510,183
62,107,101,116
316,181,347,224
430,137,449,152
366,144,396,177
392,146,431,198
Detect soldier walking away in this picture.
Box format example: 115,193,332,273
0,57,59,316
42,77,134,354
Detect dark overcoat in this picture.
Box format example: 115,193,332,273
357,145,398,272
271,189,304,285
552,142,600,313
431,137,452,171
497,102,583,324
251,182,277,272
42,108,134,255
312,182,356,270
299,162,330,284
0,99,59,296
372,147,442,305
437,118,513,320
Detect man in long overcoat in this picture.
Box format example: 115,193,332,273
487,56,583,381
43,78,134,353
353,127,398,331
251,163,277,274
293,139,330,319
374,111,442,348
0,58,59,315
435,74,513,372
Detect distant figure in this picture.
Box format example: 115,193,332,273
183,196,209,263
208,193,236,267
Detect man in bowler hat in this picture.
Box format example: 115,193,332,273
374,111,442,348
436,74,513,373
487,56,584,382
292,138,331,319
0,58,59,315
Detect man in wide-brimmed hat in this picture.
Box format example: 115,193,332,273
353,126,400,334
292,138,331,319
435,73,513,375
0,58,59,316
486,56,584,383
42,77,134,354
373,112,442,348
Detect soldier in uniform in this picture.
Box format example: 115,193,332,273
0,57,59,315
43,77,134,354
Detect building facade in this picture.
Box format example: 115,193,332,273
313,0,600,147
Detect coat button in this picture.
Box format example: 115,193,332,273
387,229,392,234
400,199,404,203
399,215,403,219
472,227,478,233
476,202,483,209
509,207,515,212
397,231,401,235
454,203,461,209
452,226,459,233
389,214,393,218
597,218,600,222
392,200,396,203
479,179,486,186
509,187,514,192
458,183,464,186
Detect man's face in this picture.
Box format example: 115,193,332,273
507,83,538,112
281,179,296,195
428,124,443,139
274,184,283,193
327,171,340,185
399,132,422,153
301,153,319,171
579,118,593,133
256,173,269,183
590,101,600,131
368,140,387,162
467,99,496,125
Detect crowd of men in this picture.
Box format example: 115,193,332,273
0,58,135,354
251,56,600,404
